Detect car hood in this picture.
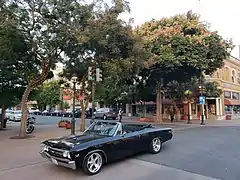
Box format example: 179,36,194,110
44,134,105,150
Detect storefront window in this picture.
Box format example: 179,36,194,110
232,92,239,100
224,91,231,98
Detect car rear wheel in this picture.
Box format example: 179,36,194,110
149,137,162,154
83,152,103,175
103,115,107,120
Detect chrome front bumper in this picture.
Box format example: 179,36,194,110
40,151,76,170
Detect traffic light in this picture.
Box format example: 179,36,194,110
198,86,206,94
96,68,102,82
88,66,95,81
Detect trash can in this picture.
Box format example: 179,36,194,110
226,115,231,120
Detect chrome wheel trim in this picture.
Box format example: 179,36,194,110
152,138,161,152
87,153,102,173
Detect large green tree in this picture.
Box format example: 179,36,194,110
135,11,233,123
62,0,143,131
0,2,32,129
5,0,98,137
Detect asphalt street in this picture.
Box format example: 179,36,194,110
32,115,91,126
137,126,240,180
3,116,240,180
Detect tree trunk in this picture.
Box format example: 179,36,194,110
19,85,32,137
0,105,5,129
80,100,89,132
143,101,146,117
156,84,162,123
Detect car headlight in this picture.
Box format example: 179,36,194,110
63,151,71,159
40,144,48,152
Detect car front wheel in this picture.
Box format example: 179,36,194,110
149,137,162,154
83,152,103,175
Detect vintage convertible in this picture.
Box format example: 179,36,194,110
40,120,173,175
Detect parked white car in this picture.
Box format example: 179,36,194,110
5,110,13,119
9,110,22,122
29,108,40,114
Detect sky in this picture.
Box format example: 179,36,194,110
118,0,240,58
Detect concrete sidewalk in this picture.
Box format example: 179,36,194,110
121,115,240,127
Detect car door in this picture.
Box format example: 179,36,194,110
103,135,129,162
136,129,152,152
119,131,143,156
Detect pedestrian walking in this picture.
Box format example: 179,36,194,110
168,106,175,123
118,108,123,122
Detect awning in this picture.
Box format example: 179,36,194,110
224,99,240,106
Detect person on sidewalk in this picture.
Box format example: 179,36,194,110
168,106,175,123
118,108,123,122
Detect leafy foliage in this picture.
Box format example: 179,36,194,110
165,78,222,102
136,11,233,85
34,81,61,109
0,3,32,108
63,0,146,106
204,81,222,98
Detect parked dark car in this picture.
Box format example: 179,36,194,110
40,120,173,175
62,109,91,118
50,110,65,117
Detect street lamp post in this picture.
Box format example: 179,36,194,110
184,90,192,124
200,73,205,125
71,75,78,135
60,84,65,122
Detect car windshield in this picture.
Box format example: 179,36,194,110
84,121,119,136
14,111,22,114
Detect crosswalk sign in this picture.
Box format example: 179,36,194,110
199,96,205,105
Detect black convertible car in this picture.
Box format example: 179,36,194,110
40,120,173,175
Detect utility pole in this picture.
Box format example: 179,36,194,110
91,81,95,121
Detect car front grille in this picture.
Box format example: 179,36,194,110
47,147,64,158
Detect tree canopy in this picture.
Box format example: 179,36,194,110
33,81,61,109
135,11,233,84
0,3,32,108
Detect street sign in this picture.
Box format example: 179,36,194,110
199,96,205,105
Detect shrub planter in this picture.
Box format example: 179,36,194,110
65,122,71,129
139,117,154,122
58,120,69,128
226,115,231,120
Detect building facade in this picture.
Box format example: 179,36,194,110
128,56,240,121
205,56,240,120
